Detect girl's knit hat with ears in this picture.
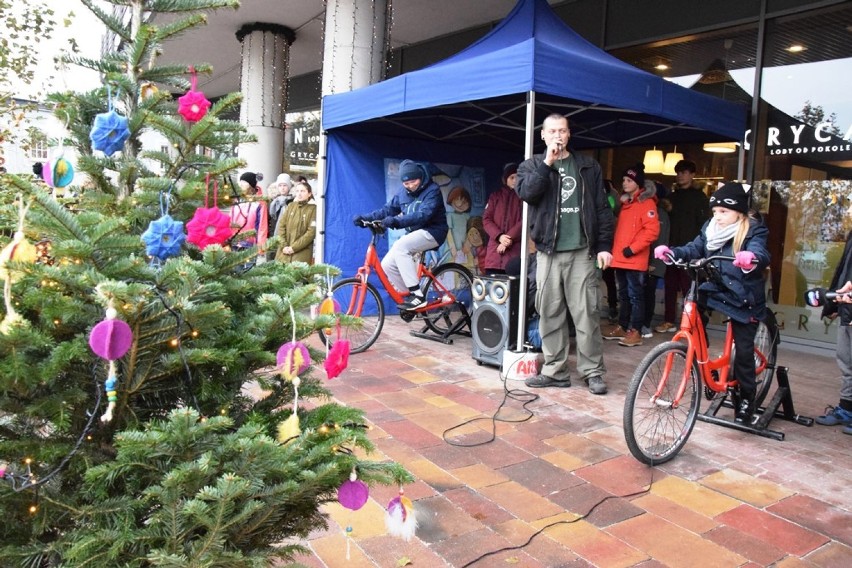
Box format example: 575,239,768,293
710,182,749,214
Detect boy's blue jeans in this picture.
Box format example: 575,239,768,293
616,268,646,332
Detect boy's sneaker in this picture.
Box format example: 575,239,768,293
603,325,627,340
654,321,677,333
619,329,643,347
814,406,852,426
640,326,653,338
398,293,426,311
844,424,852,435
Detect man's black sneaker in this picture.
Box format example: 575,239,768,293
398,294,426,311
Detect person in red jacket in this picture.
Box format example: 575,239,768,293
603,164,660,347
482,162,523,273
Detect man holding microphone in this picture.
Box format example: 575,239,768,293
516,113,614,395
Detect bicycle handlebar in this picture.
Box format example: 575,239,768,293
357,219,387,234
663,253,755,268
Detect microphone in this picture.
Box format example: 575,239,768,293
804,287,838,307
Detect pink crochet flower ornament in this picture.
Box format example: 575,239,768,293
186,176,231,249
177,67,211,123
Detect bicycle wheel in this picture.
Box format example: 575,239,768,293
320,278,385,354
422,263,473,336
624,341,702,465
752,310,779,408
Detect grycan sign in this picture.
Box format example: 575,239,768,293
285,111,320,173
744,119,852,158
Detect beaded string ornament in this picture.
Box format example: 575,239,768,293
275,302,311,443
337,467,369,560
88,297,133,423
89,85,130,156
0,196,36,334
186,174,232,249
141,185,186,263
317,268,349,379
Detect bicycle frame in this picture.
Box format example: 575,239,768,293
653,257,768,408
345,223,460,315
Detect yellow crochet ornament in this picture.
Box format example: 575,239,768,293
0,197,35,333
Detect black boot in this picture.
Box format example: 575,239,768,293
734,390,755,424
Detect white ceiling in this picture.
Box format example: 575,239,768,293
155,0,526,97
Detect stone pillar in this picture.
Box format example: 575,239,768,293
235,23,295,186
316,0,390,263
321,0,390,96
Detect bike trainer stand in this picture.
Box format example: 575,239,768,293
409,303,471,345
696,366,814,441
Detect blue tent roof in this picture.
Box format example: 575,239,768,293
322,0,746,149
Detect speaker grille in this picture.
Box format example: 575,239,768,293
473,305,507,354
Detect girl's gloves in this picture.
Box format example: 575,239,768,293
733,250,756,272
654,245,673,262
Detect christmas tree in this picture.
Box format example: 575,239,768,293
0,0,410,565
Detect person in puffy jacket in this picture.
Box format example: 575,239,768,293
353,160,448,310
604,164,659,347
655,182,769,424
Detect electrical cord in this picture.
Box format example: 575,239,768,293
442,350,540,447
458,467,657,567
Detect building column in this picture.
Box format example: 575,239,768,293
316,0,390,263
236,23,295,186
321,0,390,95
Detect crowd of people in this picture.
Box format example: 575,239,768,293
235,115,852,432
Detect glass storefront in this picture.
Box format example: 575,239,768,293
609,3,852,345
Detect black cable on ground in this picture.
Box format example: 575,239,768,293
442,351,540,447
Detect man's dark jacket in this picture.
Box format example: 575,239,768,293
515,151,614,257
822,229,852,326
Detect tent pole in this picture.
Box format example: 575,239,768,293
515,90,537,353
315,126,328,265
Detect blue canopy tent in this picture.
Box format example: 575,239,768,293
319,0,747,340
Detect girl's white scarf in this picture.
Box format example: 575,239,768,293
705,218,741,251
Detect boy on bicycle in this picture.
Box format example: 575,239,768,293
353,160,448,310
654,182,769,423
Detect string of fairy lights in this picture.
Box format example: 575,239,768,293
321,0,393,95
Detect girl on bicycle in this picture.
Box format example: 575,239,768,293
654,182,769,423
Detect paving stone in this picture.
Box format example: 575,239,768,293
532,518,649,567
700,467,795,507
500,457,586,495
803,540,852,566
715,504,831,555
608,513,747,567
575,455,659,497
478,480,566,521
651,475,742,518
443,486,516,525
704,524,787,565
631,493,719,535
450,462,511,488
413,494,483,544
767,494,852,546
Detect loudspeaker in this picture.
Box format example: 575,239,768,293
471,274,519,366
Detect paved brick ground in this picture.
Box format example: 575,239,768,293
293,315,852,567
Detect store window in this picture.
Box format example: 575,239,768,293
608,26,758,188
753,4,852,344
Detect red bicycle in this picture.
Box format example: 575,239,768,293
320,220,473,353
623,254,779,464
